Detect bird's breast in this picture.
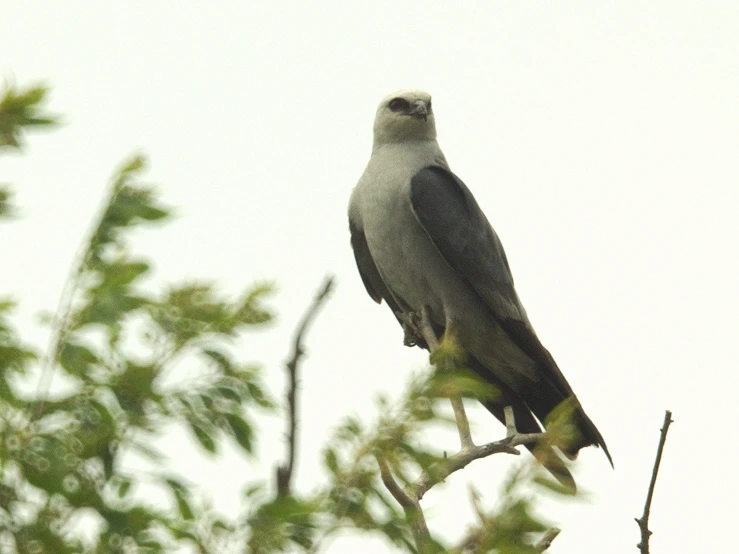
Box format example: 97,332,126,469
354,158,468,322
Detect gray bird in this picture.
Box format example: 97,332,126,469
348,89,612,486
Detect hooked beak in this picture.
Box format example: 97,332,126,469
408,100,429,121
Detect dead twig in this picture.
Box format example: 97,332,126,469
276,276,334,497
635,410,673,553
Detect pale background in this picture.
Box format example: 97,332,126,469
3,2,738,552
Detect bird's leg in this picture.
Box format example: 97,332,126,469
409,307,475,449
419,307,439,350
436,317,474,450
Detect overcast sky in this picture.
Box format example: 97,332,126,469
3,2,739,552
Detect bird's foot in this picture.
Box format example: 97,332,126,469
397,310,424,347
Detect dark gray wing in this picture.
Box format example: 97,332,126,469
410,166,611,464
349,219,403,314
409,165,530,323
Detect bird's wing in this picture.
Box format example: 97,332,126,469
349,218,403,314
409,166,577,399
410,165,612,464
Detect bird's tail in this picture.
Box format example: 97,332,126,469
466,357,577,491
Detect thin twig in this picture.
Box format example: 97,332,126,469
377,454,433,549
411,429,546,500
276,276,334,497
376,455,415,508
31,180,123,423
635,410,673,553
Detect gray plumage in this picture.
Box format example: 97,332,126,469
349,89,611,486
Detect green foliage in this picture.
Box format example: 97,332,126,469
1,79,578,553
1,143,275,551
453,468,560,554
1,81,58,220
0,82,58,149
0,186,16,218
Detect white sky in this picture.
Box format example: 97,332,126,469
3,2,739,552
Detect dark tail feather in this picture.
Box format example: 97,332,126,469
519,376,613,467
567,404,614,468
497,318,613,466
466,357,576,491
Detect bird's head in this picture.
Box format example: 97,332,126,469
373,89,437,146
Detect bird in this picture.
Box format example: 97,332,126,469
348,89,612,487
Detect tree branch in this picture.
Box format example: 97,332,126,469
378,307,554,552
635,410,673,553
276,276,334,497
376,454,433,551
410,408,546,501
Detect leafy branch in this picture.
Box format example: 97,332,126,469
0,81,59,149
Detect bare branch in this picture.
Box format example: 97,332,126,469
411,428,545,501
376,454,433,550
276,276,334,497
635,410,673,553
376,454,415,508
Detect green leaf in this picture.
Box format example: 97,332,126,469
202,348,233,372
214,384,243,403
166,479,195,520
0,82,59,150
245,381,274,408
532,474,578,496
189,421,217,454
543,397,581,454
100,259,150,287
224,413,254,454
130,438,165,462
110,361,159,416
71,398,117,459
74,289,148,328
58,341,99,376
116,478,132,498
20,435,77,494
324,448,339,474
0,185,16,218
119,154,146,176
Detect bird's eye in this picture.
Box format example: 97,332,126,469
427,100,432,112
389,98,409,112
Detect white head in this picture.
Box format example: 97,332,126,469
373,89,437,147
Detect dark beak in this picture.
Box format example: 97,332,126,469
408,100,428,121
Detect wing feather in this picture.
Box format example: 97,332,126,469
410,166,611,464
349,218,403,315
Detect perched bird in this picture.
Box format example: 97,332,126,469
348,89,611,486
